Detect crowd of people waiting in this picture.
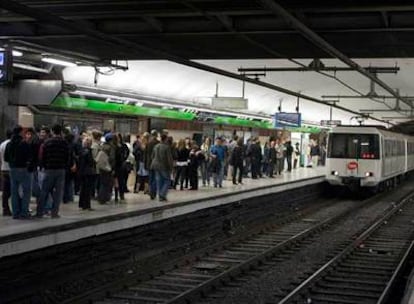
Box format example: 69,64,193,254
0,124,321,220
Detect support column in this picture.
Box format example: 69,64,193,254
0,87,18,140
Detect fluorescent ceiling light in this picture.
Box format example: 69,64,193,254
0,48,23,57
12,50,23,57
13,63,49,74
42,57,77,67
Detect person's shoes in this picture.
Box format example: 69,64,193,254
233,182,238,185
150,194,156,200
159,197,168,202
119,199,126,204
51,214,60,219
219,185,223,188
34,213,43,218
19,215,33,220
3,210,12,216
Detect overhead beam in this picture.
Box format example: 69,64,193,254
359,109,412,112
257,0,412,109
142,16,163,33
2,27,414,38
322,95,414,100
0,0,391,125
238,66,400,74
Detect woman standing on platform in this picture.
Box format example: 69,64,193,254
231,138,245,185
200,137,212,186
174,139,189,190
78,137,95,210
188,142,204,190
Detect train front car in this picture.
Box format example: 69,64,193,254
326,126,383,192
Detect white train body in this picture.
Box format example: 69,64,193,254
326,126,414,189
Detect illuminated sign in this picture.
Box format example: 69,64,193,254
0,49,12,85
321,120,341,126
274,112,301,128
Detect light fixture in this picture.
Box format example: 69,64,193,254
0,48,23,56
42,57,77,67
13,63,49,74
12,50,23,57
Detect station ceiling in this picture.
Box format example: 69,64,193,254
1,0,414,132
1,1,414,60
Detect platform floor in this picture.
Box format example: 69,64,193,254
0,167,325,258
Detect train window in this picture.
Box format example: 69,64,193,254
328,133,379,159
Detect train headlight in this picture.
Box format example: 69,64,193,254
331,170,339,176
365,172,374,177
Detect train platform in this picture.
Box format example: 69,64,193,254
0,167,325,259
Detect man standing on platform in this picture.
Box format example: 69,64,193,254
210,137,226,188
36,124,69,218
145,130,159,199
150,134,173,201
4,126,34,219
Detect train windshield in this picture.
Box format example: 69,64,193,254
328,133,380,159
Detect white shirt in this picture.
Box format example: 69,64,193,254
0,139,10,171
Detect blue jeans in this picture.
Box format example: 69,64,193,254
213,160,224,187
37,169,65,216
38,170,53,210
63,175,74,203
149,169,157,197
9,168,32,218
156,170,170,199
200,161,210,186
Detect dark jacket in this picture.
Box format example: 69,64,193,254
250,143,262,162
176,148,190,163
189,148,205,168
4,135,33,170
150,142,173,172
79,147,95,176
40,136,69,170
268,147,277,163
144,137,159,170
230,145,244,166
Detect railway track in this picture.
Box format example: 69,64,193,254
278,194,414,304
90,190,406,304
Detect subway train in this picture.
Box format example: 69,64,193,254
325,126,414,192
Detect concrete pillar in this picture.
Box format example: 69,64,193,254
0,87,18,140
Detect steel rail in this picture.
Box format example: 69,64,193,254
104,194,387,304
165,214,338,304
278,191,414,304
